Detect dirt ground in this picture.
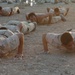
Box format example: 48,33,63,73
0,2,75,75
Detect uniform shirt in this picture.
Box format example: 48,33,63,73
6,20,36,34
46,32,75,50
49,7,67,16
1,7,12,16
0,30,19,54
2,6,19,16
59,7,67,15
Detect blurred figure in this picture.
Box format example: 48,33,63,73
0,6,20,16
0,27,24,58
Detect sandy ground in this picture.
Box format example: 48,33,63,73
0,2,75,75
